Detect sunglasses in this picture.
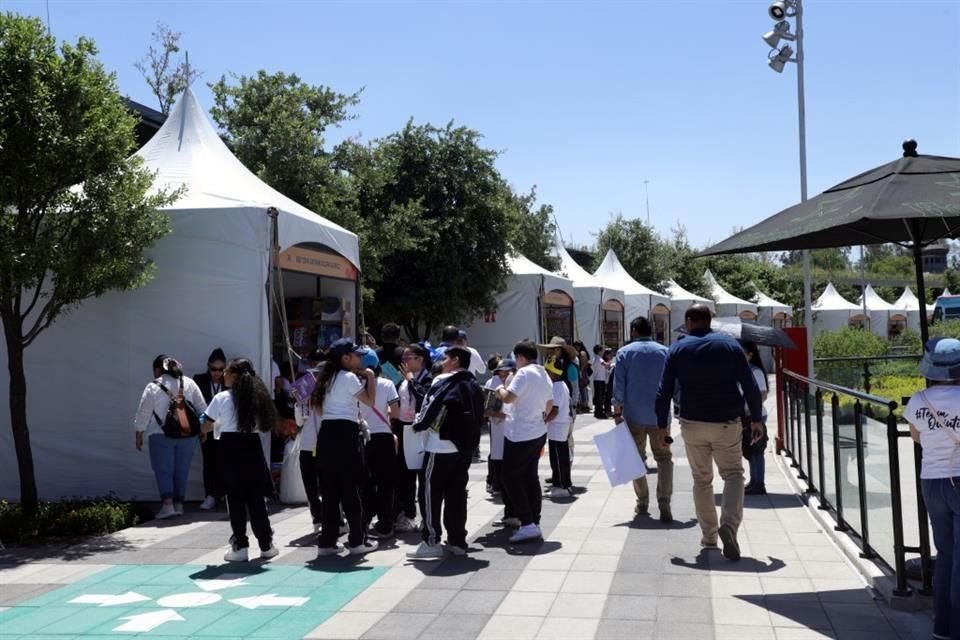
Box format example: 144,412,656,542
209,367,225,373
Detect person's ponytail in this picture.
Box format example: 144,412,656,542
227,358,278,434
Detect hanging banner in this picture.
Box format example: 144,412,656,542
280,246,358,281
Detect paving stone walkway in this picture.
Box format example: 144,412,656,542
0,402,935,639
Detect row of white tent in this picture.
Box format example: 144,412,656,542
465,242,794,360
813,282,926,337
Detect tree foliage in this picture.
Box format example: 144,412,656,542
506,186,557,271
594,213,665,288
0,12,179,513
134,22,201,115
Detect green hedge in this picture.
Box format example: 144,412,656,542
0,498,152,544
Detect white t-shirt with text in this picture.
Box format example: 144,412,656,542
906,387,960,479
360,377,400,435
321,371,364,422
505,364,554,443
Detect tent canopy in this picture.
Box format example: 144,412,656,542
814,283,861,311
509,253,573,296
703,270,757,317
859,285,895,311
751,285,792,315
138,87,360,268
592,250,670,334
553,241,624,346
894,287,920,311
664,279,716,311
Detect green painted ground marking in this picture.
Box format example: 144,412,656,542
0,563,387,639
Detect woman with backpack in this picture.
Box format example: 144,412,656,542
133,355,207,520
312,339,379,556
201,358,280,562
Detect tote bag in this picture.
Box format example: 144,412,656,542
594,423,647,486
403,424,427,470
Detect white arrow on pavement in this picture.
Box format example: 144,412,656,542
229,594,310,610
69,591,151,607
193,577,250,591
113,609,184,633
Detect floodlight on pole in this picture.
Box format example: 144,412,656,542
762,20,795,49
768,45,794,73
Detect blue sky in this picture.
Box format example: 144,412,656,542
3,0,959,250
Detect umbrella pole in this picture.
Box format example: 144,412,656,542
911,229,930,346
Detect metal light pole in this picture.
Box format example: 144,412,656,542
764,0,814,378
643,179,651,225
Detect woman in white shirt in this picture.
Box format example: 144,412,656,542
484,356,515,496
359,350,400,539
201,358,279,563
906,338,960,640
311,339,378,556
133,355,207,520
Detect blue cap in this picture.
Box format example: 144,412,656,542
330,338,363,359
920,337,960,381
359,347,380,369
458,330,468,339
495,358,517,372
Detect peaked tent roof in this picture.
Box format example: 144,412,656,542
553,240,608,290
813,283,861,311
509,253,556,276
593,250,669,301
136,87,360,268
858,285,895,311
893,287,921,311
703,270,758,311
664,279,715,307
750,283,792,314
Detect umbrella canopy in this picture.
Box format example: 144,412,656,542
700,141,960,344
674,317,797,349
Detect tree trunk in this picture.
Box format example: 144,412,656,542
2,311,38,516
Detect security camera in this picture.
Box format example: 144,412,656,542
769,1,788,20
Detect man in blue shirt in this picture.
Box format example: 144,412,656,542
655,304,763,562
612,317,673,523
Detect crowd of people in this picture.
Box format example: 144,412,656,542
133,308,771,566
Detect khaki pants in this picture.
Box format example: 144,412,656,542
629,424,673,509
680,419,744,542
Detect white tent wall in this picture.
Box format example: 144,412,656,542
893,288,921,333
552,242,622,348
0,210,270,500
704,270,758,319
858,285,895,339
812,283,860,335
592,249,671,344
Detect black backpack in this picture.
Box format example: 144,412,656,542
153,380,201,439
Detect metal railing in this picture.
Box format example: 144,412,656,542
780,369,933,598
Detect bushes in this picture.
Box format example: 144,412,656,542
872,375,925,418
813,327,889,359
0,498,152,544
931,319,960,340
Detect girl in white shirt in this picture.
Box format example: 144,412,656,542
359,352,400,539
484,356,515,496
311,339,378,556
201,358,279,563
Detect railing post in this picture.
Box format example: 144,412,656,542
853,400,875,558
862,361,871,394
914,441,934,595
816,389,828,509
885,403,911,596
832,393,848,532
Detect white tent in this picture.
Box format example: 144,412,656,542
703,270,758,319
892,287,921,333
812,283,861,333
554,241,625,348
664,279,716,313
464,254,575,361
0,87,360,500
752,286,793,325
857,285,896,338
593,249,671,342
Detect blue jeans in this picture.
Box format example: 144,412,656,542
922,477,960,640
748,453,765,488
149,434,199,501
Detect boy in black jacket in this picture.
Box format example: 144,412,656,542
408,346,484,559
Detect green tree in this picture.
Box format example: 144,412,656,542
594,213,666,288
506,186,558,271
664,225,709,296
782,247,850,272
134,22,201,115
0,13,179,514
363,121,514,341
209,70,361,208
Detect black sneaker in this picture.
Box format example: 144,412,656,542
718,524,741,561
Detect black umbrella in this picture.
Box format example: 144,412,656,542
674,317,798,349
700,140,960,344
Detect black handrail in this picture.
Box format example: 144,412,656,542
814,354,921,363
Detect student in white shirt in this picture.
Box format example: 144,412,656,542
311,339,379,557
393,344,434,532
484,356,515,495
497,341,554,543
592,344,611,419
201,358,279,563
133,355,207,520
545,360,574,498
358,349,401,539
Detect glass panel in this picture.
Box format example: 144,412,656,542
862,406,893,565
835,401,861,536
807,392,820,493
821,393,836,508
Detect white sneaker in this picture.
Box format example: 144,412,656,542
509,524,543,544
550,488,572,499
260,545,279,560
406,542,445,560
155,504,177,520
224,546,249,562
394,516,416,533
173,502,184,515
200,496,216,511
348,540,379,555
500,517,521,528
317,543,344,557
